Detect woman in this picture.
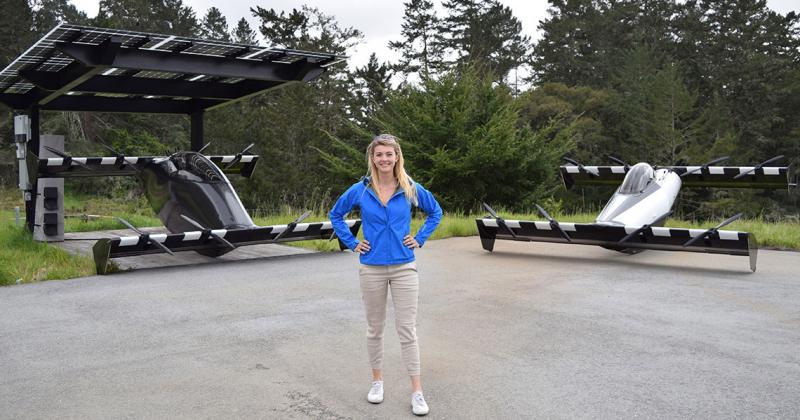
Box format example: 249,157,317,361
329,133,442,416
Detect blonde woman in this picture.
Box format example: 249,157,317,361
329,133,442,416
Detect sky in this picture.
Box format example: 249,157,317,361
69,0,798,69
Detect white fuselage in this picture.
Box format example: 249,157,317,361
596,167,681,227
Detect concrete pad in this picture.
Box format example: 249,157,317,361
1,237,798,419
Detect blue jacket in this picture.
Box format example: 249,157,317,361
329,178,443,265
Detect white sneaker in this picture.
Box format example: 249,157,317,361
411,391,429,416
367,380,384,403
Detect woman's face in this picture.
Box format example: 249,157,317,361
372,144,398,177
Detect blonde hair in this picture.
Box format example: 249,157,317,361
366,133,418,205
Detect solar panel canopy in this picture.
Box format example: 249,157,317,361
0,24,345,114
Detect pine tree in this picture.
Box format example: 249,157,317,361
199,7,230,42
351,53,393,127
95,0,198,36
250,7,309,48
231,18,257,45
437,0,530,81
30,0,90,33
388,0,440,79
0,0,34,68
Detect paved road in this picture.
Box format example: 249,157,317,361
1,237,798,419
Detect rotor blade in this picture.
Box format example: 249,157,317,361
241,143,255,154
617,210,673,244
715,212,743,230
100,142,122,156
180,214,235,250
562,156,579,166
758,155,785,167
482,202,499,219
681,156,730,177
682,213,743,247
116,217,174,255
116,217,143,235
44,146,94,171
148,237,176,256
197,141,212,154
734,155,784,179
43,145,69,159
607,154,628,168
294,210,312,225
705,155,731,166
224,156,241,170
534,203,553,222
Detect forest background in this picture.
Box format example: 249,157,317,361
0,0,798,220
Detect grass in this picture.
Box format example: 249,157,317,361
0,188,797,285
0,213,95,286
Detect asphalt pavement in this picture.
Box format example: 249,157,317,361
1,237,798,419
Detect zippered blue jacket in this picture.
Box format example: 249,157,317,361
329,177,443,266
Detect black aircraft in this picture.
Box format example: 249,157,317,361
477,155,794,272
40,144,360,273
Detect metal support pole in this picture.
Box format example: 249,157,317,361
190,110,204,151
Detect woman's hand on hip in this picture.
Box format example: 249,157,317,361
354,240,371,254
403,235,419,249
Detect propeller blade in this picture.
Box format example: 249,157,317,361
681,156,730,177
43,145,69,159
180,214,235,250
534,203,571,242
44,146,93,171
148,236,176,256
273,210,313,241
197,141,212,154
715,212,743,230
482,202,499,219
682,213,742,247
617,210,673,244
607,154,629,169
481,202,516,238
116,217,144,235
706,155,732,166
224,143,256,169
241,143,255,154
116,217,174,255
295,210,312,225
534,203,553,222
101,142,141,172
100,142,122,156
733,155,784,179
562,156,598,177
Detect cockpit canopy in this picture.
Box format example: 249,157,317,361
618,162,655,194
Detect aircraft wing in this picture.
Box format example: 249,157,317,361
559,164,792,189
92,219,361,274
660,166,791,188
476,218,757,271
38,154,260,178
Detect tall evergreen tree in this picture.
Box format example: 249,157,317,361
437,0,531,81
350,53,393,128
0,0,34,69
31,0,90,33
231,18,257,45
199,7,230,41
388,0,441,79
95,0,199,36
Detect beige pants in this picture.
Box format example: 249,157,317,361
359,262,421,376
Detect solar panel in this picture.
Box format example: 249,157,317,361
0,23,347,113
